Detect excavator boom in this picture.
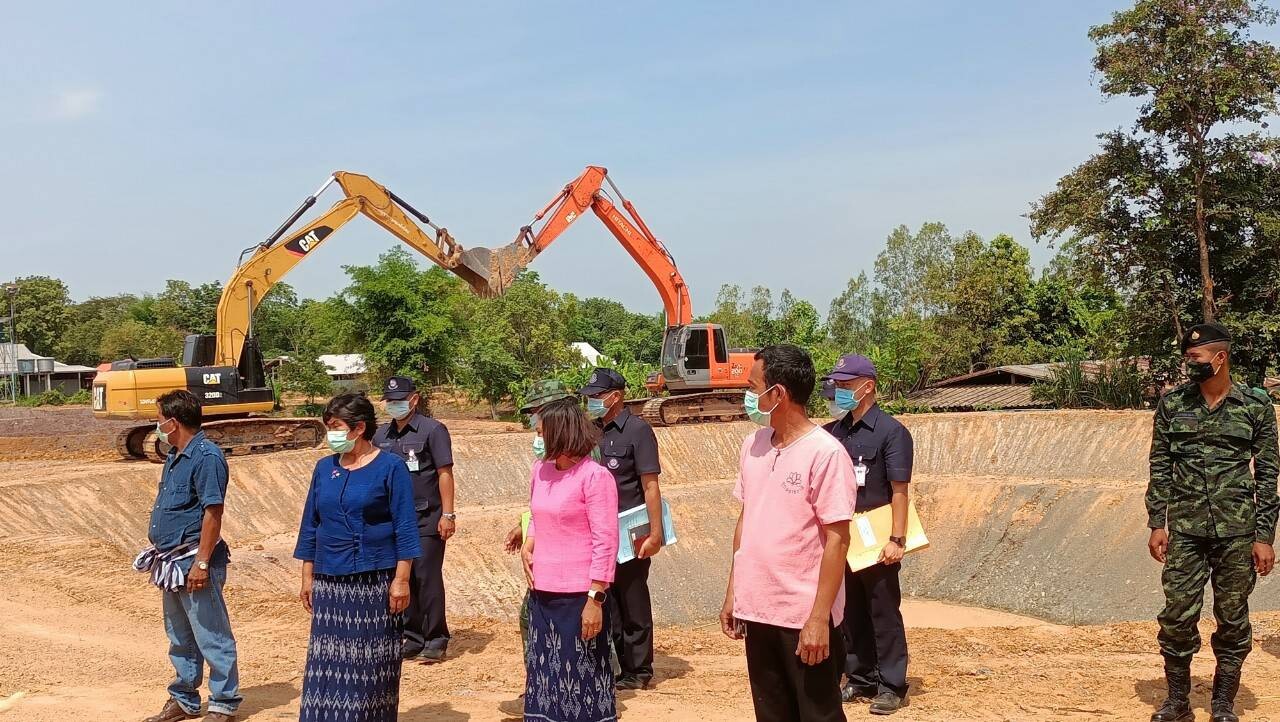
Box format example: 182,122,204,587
479,166,693,326
215,171,497,368
96,171,501,461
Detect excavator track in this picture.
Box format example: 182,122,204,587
114,417,327,463
624,390,748,427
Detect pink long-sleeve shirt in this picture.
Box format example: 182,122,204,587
527,457,619,592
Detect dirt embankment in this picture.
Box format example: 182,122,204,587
4,408,1280,720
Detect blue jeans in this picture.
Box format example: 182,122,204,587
162,564,242,715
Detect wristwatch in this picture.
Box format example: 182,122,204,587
586,589,606,604
442,512,457,521
888,536,906,546
196,560,209,571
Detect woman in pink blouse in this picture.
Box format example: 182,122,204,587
519,398,619,722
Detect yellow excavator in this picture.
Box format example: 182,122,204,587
94,172,503,461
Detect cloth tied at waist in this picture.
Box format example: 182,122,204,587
133,541,200,591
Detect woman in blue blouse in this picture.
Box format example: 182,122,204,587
294,393,421,722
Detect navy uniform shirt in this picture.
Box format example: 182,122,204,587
599,408,662,512
823,404,914,511
148,430,230,570
373,413,454,534
293,451,422,576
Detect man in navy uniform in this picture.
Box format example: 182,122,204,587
373,376,456,663
579,368,664,690
821,354,914,715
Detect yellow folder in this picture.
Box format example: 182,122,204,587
845,498,929,573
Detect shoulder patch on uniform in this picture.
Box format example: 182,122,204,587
1242,385,1272,403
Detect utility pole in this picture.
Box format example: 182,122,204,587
4,283,17,403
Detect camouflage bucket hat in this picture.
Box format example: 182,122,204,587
519,379,576,413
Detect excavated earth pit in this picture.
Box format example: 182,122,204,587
2,409,1279,721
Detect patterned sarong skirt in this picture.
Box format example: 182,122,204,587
300,569,404,722
524,589,616,722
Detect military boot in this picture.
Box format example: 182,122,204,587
1210,664,1241,722
1151,656,1193,722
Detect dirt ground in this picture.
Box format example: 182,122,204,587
2,538,1279,721
0,404,523,463
5,406,1280,721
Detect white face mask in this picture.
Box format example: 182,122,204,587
385,400,412,419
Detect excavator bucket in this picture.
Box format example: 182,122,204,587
453,241,539,298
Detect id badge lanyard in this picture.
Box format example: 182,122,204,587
854,455,868,487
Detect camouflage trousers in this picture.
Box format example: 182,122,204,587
1158,532,1257,666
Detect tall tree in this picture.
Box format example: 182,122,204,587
873,223,954,317
58,294,140,365
152,280,223,335
1088,0,1280,321
3,276,72,357
1031,2,1280,378
343,248,468,385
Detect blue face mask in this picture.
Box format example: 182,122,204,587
586,396,610,419
743,386,779,426
532,435,546,460
385,400,411,419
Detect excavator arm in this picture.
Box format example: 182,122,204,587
482,166,693,326
214,171,497,368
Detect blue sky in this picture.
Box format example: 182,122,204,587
5,1,1265,317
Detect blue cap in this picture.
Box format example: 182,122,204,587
382,376,417,400
823,354,877,382
578,368,626,397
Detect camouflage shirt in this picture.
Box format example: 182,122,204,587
1146,381,1280,544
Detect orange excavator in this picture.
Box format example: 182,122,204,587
477,165,755,425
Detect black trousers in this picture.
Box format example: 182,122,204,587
841,562,908,697
403,517,450,655
744,620,847,722
608,557,654,678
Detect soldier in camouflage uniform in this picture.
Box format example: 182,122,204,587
1146,323,1278,722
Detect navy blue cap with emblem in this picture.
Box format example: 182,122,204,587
578,367,626,397
381,376,417,401
822,354,877,382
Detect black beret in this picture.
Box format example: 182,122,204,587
1181,323,1231,353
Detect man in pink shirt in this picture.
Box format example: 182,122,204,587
721,344,856,722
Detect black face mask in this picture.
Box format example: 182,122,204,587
1186,355,1222,384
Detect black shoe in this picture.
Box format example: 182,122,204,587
841,683,878,703
401,646,423,660
418,647,447,664
870,691,903,715
615,674,651,691
1210,664,1241,722
1151,656,1193,722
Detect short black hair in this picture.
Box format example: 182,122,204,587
157,389,202,430
754,345,815,405
323,392,377,440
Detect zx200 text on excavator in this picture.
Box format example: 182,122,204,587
94,172,500,461
478,165,756,425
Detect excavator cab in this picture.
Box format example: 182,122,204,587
660,324,749,394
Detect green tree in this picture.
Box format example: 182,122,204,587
57,294,140,365
253,282,305,356
457,272,577,416
565,296,664,365
98,319,185,361
343,247,468,385
1089,0,1280,321
826,272,877,351
3,276,72,357
775,291,823,349
278,349,334,406
1030,0,1280,378
152,280,223,335
873,223,954,317
296,296,358,355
